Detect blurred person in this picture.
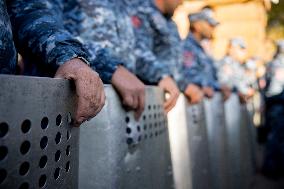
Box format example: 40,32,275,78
265,40,284,98
71,0,189,115
245,57,261,90
183,8,230,100
130,0,207,105
245,57,265,127
61,0,146,119
9,0,147,120
128,0,185,110
262,40,284,178
245,56,267,91
201,38,232,101
217,38,254,103
1,0,105,126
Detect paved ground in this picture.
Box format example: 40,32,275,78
251,174,284,189
251,144,284,189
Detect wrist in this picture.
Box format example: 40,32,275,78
59,58,91,79
159,74,171,81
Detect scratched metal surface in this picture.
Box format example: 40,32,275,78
79,86,174,189
0,75,78,189
186,102,212,189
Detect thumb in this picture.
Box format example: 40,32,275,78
54,71,64,79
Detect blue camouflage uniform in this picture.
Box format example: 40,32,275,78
63,0,136,73
217,56,250,94
183,34,220,90
129,0,189,89
0,0,17,74
7,0,121,83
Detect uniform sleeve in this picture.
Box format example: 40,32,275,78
178,63,204,91
73,1,125,83
8,0,122,83
7,0,91,72
181,43,206,89
0,1,17,74
133,12,171,84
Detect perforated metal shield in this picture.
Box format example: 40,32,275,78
245,103,257,173
224,94,242,189
239,105,255,189
186,102,212,189
167,95,192,189
79,86,173,189
204,93,230,189
0,75,79,189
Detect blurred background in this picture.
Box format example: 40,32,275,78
174,0,283,62
173,1,284,188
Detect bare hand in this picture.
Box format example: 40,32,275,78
158,76,180,113
184,84,204,104
247,88,255,98
111,66,145,120
220,85,232,101
203,86,215,99
55,58,105,126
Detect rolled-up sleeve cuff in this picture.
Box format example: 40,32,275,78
90,49,122,83
49,43,91,69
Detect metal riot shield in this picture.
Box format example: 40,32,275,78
239,104,255,189
167,94,192,189
186,102,212,189
0,75,79,189
224,94,242,189
79,86,174,189
204,93,230,189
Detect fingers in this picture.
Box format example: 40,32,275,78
190,97,200,104
73,77,105,127
164,95,175,113
74,91,93,126
158,77,179,113
111,67,146,120
123,94,145,121
223,91,231,101
131,96,139,110
164,89,179,113
74,98,91,127
221,86,232,102
122,92,141,109
55,59,106,127
238,93,247,104
96,88,106,115
205,90,214,98
134,89,145,121
185,84,204,105
189,93,203,105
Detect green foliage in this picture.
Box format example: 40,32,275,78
268,1,284,40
